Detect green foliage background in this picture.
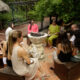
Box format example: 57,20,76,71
0,0,80,29
28,0,80,23
0,0,31,29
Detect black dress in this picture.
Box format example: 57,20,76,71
58,51,72,62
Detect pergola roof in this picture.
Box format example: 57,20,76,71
0,0,10,12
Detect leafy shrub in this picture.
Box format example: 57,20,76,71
28,0,80,23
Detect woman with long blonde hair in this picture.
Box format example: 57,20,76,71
8,30,40,80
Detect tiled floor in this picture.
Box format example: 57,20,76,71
39,47,60,80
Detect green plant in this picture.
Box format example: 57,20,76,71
28,0,80,23
28,0,62,21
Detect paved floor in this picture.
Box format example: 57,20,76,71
40,47,60,80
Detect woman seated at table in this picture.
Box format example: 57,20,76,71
53,32,73,64
47,19,60,48
8,30,46,80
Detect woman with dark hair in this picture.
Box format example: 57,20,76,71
27,20,39,45
1,23,15,67
5,22,14,41
53,32,73,63
57,19,66,33
27,20,39,34
47,19,60,48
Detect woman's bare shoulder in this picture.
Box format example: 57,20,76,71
18,46,27,54
18,46,24,53
17,46,24,57
17,46,28,58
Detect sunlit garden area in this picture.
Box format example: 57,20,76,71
0,0,80,80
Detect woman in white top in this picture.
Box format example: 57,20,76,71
8,30,40,80
5,23,14,41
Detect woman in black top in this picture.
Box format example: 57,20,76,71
58,51,72,62
53,32,73,62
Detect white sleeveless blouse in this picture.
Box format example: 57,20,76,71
11,46,39,80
